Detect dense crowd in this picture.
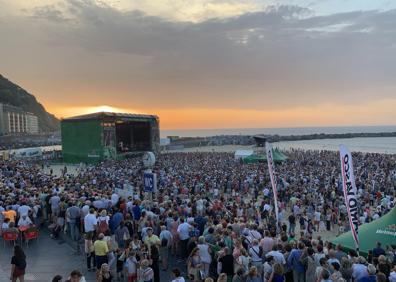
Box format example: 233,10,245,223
0,149,395,282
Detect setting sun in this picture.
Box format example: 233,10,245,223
89,105,122,113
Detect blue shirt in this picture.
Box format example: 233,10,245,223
358,275,377,282
112,212,124,231
372,247,385,257
287,249,305,273
132,205,141,221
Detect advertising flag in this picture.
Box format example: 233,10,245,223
339,145,360,250
266,142,279,225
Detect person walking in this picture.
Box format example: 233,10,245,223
94,233,109,271
10,245,27,282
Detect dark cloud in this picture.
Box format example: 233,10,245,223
3,1,396,110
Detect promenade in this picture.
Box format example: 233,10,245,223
0,231,96,282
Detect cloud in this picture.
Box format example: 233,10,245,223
0,0,395,116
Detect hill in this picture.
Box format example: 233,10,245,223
0,74,59,132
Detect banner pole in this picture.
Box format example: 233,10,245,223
266,142,280,234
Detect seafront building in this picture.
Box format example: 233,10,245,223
0,103,39,135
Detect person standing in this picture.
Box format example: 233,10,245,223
177,218,191,259
159,225,173,271
84,208,97,234
66,202,81,241
287,242,305,282
197,236,212,278
10,245,26,282
94,233,109,270
84,232,96,271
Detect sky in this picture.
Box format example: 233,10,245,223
1,0,396,129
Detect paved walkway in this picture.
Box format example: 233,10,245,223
0,230,184,282
0,232,96,282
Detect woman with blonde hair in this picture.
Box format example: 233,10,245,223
197,236,211,278
269,263,285,282
97,263,112,282
246,266,261,282
187,247,203,281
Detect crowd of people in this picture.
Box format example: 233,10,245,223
0,149,395,282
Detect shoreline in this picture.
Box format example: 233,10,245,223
1,132,396,155
165,134,396,154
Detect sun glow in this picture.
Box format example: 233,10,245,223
49,105,144,119
89,105,122,113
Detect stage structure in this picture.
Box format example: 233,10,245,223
61,112,159,163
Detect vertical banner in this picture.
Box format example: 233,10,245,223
144,171,157,193
266,142,279,226
339,145,360,250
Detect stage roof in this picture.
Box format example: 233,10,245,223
62,112,158,122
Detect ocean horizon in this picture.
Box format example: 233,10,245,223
160,125,396,138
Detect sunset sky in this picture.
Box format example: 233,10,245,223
1,0,396,129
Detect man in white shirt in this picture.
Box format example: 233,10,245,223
18,204,31,217
177,218,191,258
18,214,33,227
49,194,61,217
111,193,120,206
84,208,97,233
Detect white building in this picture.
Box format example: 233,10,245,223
0,103,39,135
26,113,39,134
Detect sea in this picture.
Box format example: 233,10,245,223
273,137,396,154
161,125,396,154
2,125,395,155
161,125,396,138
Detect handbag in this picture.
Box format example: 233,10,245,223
123,231,130,241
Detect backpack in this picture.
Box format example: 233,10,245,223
98,219,109,234
161,238,168,247
35,206,42,218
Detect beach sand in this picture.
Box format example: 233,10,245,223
164,144,257,153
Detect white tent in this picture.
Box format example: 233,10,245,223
234,150,254,160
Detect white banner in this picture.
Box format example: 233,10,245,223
339,145,360,249
266,142,279,225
